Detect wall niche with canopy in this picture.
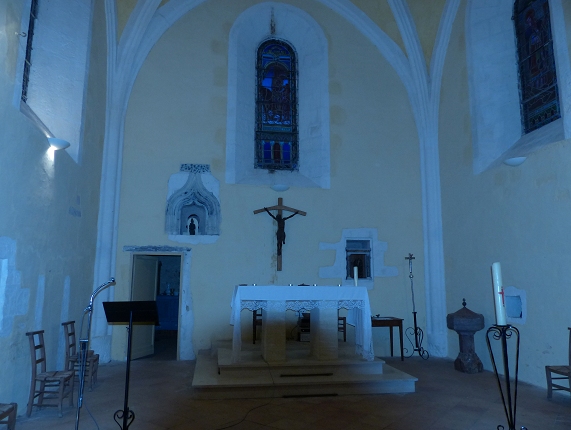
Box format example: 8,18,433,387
165,164,220,244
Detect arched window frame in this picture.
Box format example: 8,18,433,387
13,0,93,163
255,39,298,171
513,0,560,134
225,3,330,189
466,0,571,173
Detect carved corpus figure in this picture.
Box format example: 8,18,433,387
254,198,306,271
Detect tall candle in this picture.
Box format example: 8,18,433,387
491,262,507,325
353,266,358,286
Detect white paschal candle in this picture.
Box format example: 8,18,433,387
353,266,358,286
491,262,506,325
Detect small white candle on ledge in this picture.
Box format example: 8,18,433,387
353,266,358,286
491,262,507,325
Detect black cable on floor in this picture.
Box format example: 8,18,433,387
85,402,100,430
214,401,271,430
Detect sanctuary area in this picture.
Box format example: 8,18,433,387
1,0,571,424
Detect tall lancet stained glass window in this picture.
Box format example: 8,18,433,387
255,39,298,171
514,0,560,134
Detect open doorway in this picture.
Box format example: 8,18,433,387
131,253,182,361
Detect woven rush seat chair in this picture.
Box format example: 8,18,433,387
0,403,17,430
545,327,571,399
26,330,74,417
62,321,99,390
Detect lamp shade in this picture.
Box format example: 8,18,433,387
270,184,289,192
48,137,70,150
503,156,526,166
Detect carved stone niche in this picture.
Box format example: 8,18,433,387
165,164,220,244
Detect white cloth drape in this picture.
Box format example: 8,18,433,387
230,285,374,361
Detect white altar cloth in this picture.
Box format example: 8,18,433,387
230,285,374,362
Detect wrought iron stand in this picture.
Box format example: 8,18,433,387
404,253,429,359
406,311,429,359
102,301,158,430
113,311,136,429
485,324,528,430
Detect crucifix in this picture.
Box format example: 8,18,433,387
254,198,306,271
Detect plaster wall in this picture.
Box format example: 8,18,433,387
0,0,106,408
117,0,425,360
440,1,571,388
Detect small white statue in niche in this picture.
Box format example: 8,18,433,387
186,215,199,235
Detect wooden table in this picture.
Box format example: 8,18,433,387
371,317,404,361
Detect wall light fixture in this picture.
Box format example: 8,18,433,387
48,137,70,150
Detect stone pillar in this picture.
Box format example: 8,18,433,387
310,302,339,360
261,303,286,362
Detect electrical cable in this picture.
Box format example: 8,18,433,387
214,351,275,429
214,401,271,430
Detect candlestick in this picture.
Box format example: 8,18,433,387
404,253,428,359
491,262,507,325
353,266,358,286
486,325,526,430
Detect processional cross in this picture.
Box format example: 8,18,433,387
254,198,306,271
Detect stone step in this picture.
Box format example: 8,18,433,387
217,346,385,376
191,341,417,400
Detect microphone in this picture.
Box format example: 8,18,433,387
84,277,116,313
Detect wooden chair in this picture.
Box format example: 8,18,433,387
0,403,17,430
62,321,99,391
254,310,346,343
252,309,262,344
546,327,571,399
26,330,74,417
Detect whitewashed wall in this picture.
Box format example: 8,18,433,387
0,0,106,410
441,0,571,388
117,0,425,360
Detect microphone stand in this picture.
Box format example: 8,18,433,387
75,278,115,430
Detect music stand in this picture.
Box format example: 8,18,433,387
103,301,159,430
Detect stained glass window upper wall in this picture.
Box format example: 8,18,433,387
514,0,560,134
255,39,298,171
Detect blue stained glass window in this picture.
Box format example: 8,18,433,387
255,39,298,170
514,0,560,134
282,142,291,163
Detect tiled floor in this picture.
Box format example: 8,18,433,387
14,336,571,429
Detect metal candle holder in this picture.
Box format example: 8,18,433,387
404,253,429,359
485,324,528,430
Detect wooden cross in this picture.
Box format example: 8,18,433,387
254,198,306,271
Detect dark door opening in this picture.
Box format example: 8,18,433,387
132,254,181,361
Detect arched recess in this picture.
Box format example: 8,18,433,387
466,0,571,173
165,165,221,243
95,0,455,360
225,2,331,189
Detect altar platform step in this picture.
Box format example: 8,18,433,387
191,340,417,399
217,342,386,375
